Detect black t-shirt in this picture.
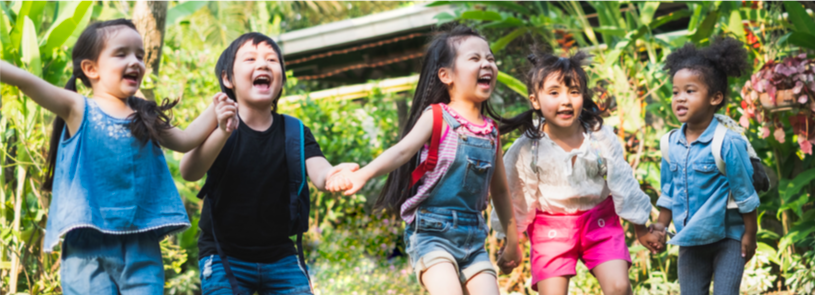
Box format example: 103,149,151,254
198,112,324,263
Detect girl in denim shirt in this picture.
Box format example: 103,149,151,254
1,19,234,294
326,26,521,295
652,37,761,295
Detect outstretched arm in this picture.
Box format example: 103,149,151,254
1,60,85,134
179,94,237,181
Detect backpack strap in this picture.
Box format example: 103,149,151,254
281,114,313,292
711,123,739,210
659,129,676,165
206,197,245,295
410,104,443,187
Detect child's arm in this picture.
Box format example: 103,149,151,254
179,94,236,181
305,158,359,191
158,97,220,152
491,147,523,273
741,210,758,262
651,157,675,249
0,60,85,134
338,111,435,195
723,136,760,262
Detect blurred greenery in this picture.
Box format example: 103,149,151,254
2,1,814,294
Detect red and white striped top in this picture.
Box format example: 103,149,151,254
401,103,496,223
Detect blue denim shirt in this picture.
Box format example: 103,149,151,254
44,97,190,252
657,118,760,246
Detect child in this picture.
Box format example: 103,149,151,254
652,37,759,295
491,52,660,295
179,32,356,295
326,26,522,295
0,19,228,294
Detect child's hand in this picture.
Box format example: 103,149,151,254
496,239,522,274
649,223,668,245
213,93,238,133
339,171,369,196
636,224,664,254
741,232,757,263
325,163,359,192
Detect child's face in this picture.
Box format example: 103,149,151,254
441,37,497,103
224,41,284,107
671,68,722,124
533,72,584,129
85,26,145,99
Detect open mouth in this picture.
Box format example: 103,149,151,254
556,109,574,118
675,105,688,115
253,75,271,91
123,72,139,84
477,74,492,88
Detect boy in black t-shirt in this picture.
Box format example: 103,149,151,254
180,33,355,295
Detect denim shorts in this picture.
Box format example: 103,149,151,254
199,254,312,295
60,228,164,295
404,207,495,286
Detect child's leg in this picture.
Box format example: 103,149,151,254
678,244,715,295
463,272,499,295
421,262,464,295
199,254,259,295
118,231,164,294
711,239,745,295
536,276,570,295
257,255,312,295
591,259,633,295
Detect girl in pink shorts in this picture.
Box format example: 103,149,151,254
491,52,663,294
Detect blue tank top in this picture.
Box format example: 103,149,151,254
44,97,190,252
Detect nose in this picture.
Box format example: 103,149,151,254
256,60,271,71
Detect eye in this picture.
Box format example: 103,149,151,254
672,91,678,95
246,58,255,62
549,91,558,96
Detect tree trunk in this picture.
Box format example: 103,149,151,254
132,1,168,101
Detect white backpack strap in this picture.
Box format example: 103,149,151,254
712,122,739,210
660,130,676,164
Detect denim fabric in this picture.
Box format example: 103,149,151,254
45,97,190,252
199,255,312,295
60,228,164,295
657,119,760,246
404,108,497,283
678,238,745,295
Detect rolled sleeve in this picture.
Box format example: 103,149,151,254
656,158,674,209
723,135,760,213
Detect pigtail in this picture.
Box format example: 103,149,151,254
126,96,178,147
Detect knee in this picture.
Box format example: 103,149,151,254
604,280,632,295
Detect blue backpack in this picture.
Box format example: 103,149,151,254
197,114,311,295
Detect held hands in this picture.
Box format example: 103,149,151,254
496,238,523,274
213,93,238,133
325,169,368,196
324,163,360,192
637,223,666,254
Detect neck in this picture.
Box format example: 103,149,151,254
238,100,274,131
543,120,583,142
447,96,483,123
684,113,714,142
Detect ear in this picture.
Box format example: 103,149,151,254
221,70,234,89
529,93,541,110
710,91,724,107
80,59,99,81
438,67,454,86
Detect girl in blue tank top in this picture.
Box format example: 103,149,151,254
0,19,237,294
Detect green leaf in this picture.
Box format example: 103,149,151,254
740,8,766,22
490,27,526,52
594,27,627,37
756,242,779,265
460,10,502,21
0,8,11,61
639,2,660,25
497,71,526,97
783,168,815,202
166,1,206,25
480,17,524,29
727,6,745,39
21,16,41,77
40,1,92,58
10,1,31,49
788,32,815,50
783,1,815,35
651,9,692,29
690,10,718,44
433,12,456,25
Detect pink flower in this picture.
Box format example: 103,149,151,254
761,126,770,138
755,79,766,92
798,137,812,155
740,115,750,128
775,63,798,77
800,95,809,104
774,127,786,143
793,81,805,94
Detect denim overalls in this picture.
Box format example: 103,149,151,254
404,107,497,284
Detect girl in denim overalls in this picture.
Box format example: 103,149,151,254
1,19,235,294
325,26,522,295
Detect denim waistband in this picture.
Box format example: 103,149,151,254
415,207,483,226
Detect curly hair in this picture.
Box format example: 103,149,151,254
663,37,750,111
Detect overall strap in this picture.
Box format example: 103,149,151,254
206,197,244,295
410,104,443,187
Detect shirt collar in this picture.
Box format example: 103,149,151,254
678,118,719,145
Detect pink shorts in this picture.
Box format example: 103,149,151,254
527,197,631,290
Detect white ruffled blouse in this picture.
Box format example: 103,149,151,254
491,125,652,239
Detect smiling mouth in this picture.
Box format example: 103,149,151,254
123,72,139,83
253,76,271,91
477,74,492,88
675,106,688,115
557,110,574,117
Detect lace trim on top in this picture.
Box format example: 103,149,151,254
441,103,494,135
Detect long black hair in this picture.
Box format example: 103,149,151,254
374,25,500,215
43,19,177,191
215,32,287,110
496,51,603,139
663,36,749,111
